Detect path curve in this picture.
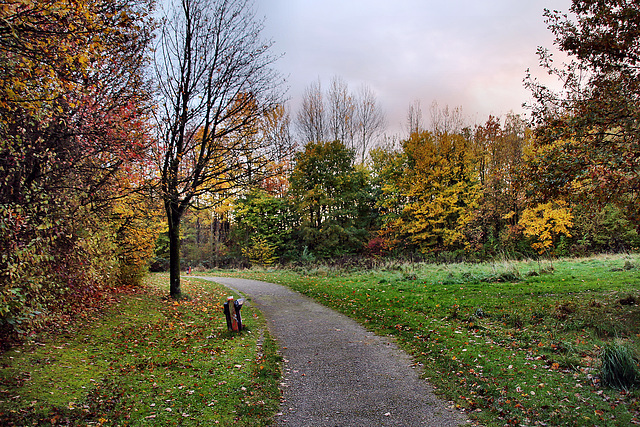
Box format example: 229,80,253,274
199,276,468,427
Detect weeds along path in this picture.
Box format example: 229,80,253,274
198,276,468,427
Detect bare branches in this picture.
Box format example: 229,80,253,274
327,76,355,149
295,76,386,163
153,0,284,297
295,79,326,143
406,99,424,136
355,84,385,163
154,0,283,212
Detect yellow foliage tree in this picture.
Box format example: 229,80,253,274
242,236,278,267
519,200,573,255
112,197,164,287
380,131,480,254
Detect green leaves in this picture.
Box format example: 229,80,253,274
289,140,375,257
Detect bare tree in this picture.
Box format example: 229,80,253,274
327,75,355,147
295,79,325,143
258,103,295,196
406,99,424,135
429,101,465,136
261,103,293,163
354,84,385,163
296,76,385,163
154,0,283,298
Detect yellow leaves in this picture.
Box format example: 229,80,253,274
0,0,106,116
502,211,516,220
77,53,90,68
385,130,481,254
520,200,573,254
524,136,574,160
242,236,277,267
110,189,164,286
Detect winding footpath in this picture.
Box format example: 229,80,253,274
198,277,468,427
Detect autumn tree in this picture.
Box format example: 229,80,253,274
177,102,294,270
251,103,295,196
111,169,165,287
369,142,406,254
233,189,297,261
154,0,283,298
468,114,531,254
1,0,153,209
519,200,574,256
525,0,640,226
379,130,480,254
0,0,155,338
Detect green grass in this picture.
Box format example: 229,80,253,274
227,254,640,426
4,255,637,426
0,275,282,426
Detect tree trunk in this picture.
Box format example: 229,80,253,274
196,216,201,245
215,217,221,265
168,206,182,298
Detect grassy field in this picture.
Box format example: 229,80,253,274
232,254,640,426
2,254,638,426
0,275,282,426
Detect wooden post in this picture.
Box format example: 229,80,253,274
223,296,243,332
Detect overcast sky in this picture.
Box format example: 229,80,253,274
255,0,573,137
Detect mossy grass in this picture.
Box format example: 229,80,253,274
233,254,640,426
0,274,282,426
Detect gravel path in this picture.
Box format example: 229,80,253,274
198,276,468,427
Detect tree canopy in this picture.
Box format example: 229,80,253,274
3,0,640,341
0,0,157,341
525,0,640,226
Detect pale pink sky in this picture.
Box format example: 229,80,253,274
257,0,573,137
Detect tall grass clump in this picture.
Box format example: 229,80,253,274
600,341,640,390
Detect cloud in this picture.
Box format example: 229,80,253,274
257,0,572,136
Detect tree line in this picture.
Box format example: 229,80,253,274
175,106,637,270
2,0,639,341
